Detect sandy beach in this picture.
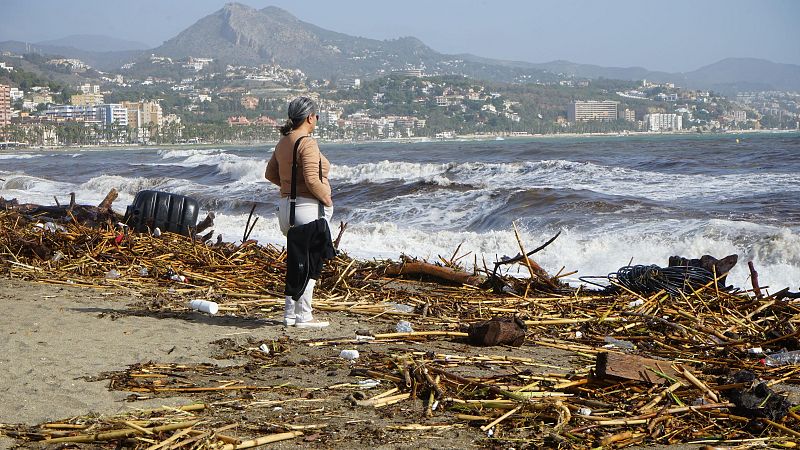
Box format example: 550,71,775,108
0,277,582,449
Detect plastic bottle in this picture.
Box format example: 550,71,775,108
395,321,414,333
764,350,800,367
187,299,219,315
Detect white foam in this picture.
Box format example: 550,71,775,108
217,209,800,293
332,160,453,185
157,148,225,159
324,159,798,204
0,154,41,160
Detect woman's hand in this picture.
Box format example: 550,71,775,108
321,195,333,207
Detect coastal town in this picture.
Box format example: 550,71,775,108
1,49,799,147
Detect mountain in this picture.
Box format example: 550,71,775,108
153,3,447,78
0,40,144,71
682,58,800,93
149,3,800,91
151,3,560,82
3,3,797,91
37,34,150,53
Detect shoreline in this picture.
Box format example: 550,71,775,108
1,128,797,152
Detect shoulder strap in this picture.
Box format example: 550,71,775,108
289,136,307,227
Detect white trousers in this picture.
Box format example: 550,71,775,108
279,196,333,322
277,196,333,236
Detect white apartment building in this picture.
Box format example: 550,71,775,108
568,100,619,122
318,110,340,126
645,113,682,131
44,104,128,126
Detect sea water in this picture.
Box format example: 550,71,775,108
1,132,799,291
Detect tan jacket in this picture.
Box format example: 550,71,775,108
265,134,332,205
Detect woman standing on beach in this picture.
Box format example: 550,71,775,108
265,96,333,328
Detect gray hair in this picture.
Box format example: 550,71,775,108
280,96,317,135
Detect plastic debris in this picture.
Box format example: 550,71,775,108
764,349,800,366
603,336,635,350
104,269,121,279
339,349,360,360
395,320,414,333
187,299,219,314
356,379,379,388
389,303,415,313
258,343,271,354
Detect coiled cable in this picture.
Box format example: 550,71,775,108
581,264,729,296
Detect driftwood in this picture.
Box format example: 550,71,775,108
748,261,763,299
97,188,118,211
384,260,484,286
1,189,122,226
333,221,347,249
596,352,682,384
196,212,215,234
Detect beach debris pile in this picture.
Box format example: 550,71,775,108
1,198,800,447
0,403,305,448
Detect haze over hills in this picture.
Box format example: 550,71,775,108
1,2,798,92
37,34,150,53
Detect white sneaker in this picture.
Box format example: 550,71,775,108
295,319,329,328
283,317,296,326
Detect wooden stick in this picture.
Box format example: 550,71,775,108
144,427,194,450
512,222,536,284
218,431,303,450
123,421,153,435
761,418,800,438
678,366,719,403
748,261,763,299
480,405,522,431
44,420,200,444
640,381,683,412
372,331,468,339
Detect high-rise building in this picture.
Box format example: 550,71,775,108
568,100,619,122
122,101,163,128
623,108,636,122
0,84,11,127
645,113,682,131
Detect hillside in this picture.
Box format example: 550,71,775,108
37,34,150,53
2,4,798,91
0,40,143,71
150,3,554,82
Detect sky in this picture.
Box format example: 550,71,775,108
1,0,798,73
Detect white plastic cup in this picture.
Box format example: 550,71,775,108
188,299,219,315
